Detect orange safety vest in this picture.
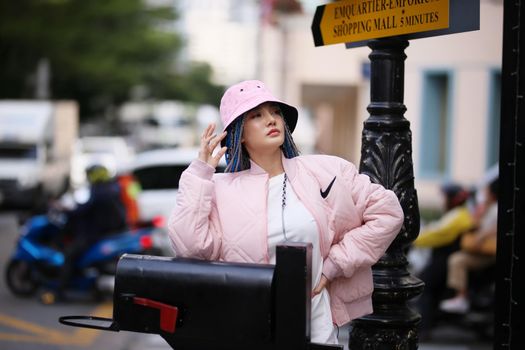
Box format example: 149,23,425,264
117,174,141,228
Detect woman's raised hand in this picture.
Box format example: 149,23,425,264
198,123,227,169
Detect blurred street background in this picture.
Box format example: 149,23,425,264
0,211,493,349
0,0,503,349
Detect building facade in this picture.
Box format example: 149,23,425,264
176,0,503,209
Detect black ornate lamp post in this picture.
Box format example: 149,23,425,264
349,37,424,350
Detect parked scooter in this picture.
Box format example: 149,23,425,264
4,210,166,301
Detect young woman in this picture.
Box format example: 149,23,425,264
168,80,404,344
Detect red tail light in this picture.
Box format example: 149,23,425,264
152,215,166,228
140,235,153,250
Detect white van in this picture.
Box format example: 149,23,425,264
0,101,78,210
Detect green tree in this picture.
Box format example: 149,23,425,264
0,0,223,119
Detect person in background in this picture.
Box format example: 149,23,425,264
168,80,404,344
414,183,474,249
412,183,476,338
42,164,127,303
439,178,499,313
116,172,142,229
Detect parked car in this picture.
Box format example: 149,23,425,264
129,147,224,222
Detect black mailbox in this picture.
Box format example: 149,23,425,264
60,243,342,350
115,255,274,347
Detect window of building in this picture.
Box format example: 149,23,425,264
486,70,501,169
419,72,452,178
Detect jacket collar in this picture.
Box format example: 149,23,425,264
247,153,298,180
282,155,297,181
248,159,266,175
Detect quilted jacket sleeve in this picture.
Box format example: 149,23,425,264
322,161,404,281
168,159,222,260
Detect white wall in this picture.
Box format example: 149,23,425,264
405,0,503,207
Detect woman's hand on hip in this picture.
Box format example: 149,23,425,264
312,274,329,297
199,123,227,169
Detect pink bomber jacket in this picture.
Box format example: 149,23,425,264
168,154,404,326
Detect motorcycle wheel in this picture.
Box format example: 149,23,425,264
5,260,40,297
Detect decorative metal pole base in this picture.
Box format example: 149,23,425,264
349,38,424,350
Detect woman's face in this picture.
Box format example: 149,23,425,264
242,102,285,156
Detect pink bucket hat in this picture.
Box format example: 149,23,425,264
219,80,298,132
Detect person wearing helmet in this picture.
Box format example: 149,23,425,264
66,164,127,240
168,80,404,344
85,164,112,184
44,164,127,303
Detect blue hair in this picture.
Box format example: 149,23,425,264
224,116,250,172
224,109,300,173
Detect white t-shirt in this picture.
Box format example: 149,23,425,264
267,173,338,344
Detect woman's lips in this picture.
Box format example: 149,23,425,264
267,128,280,136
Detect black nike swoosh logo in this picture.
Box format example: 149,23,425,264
320,176,336,199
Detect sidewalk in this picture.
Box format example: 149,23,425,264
418,324,492,350
124,323,493,350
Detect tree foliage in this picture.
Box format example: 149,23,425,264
0,0,223,119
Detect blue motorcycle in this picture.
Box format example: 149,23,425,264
4,211,166,299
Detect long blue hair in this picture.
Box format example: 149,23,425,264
224,108,300,173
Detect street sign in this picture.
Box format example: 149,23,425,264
312,0,450,47
345,0,480,48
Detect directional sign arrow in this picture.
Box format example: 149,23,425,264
311,5,326,47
